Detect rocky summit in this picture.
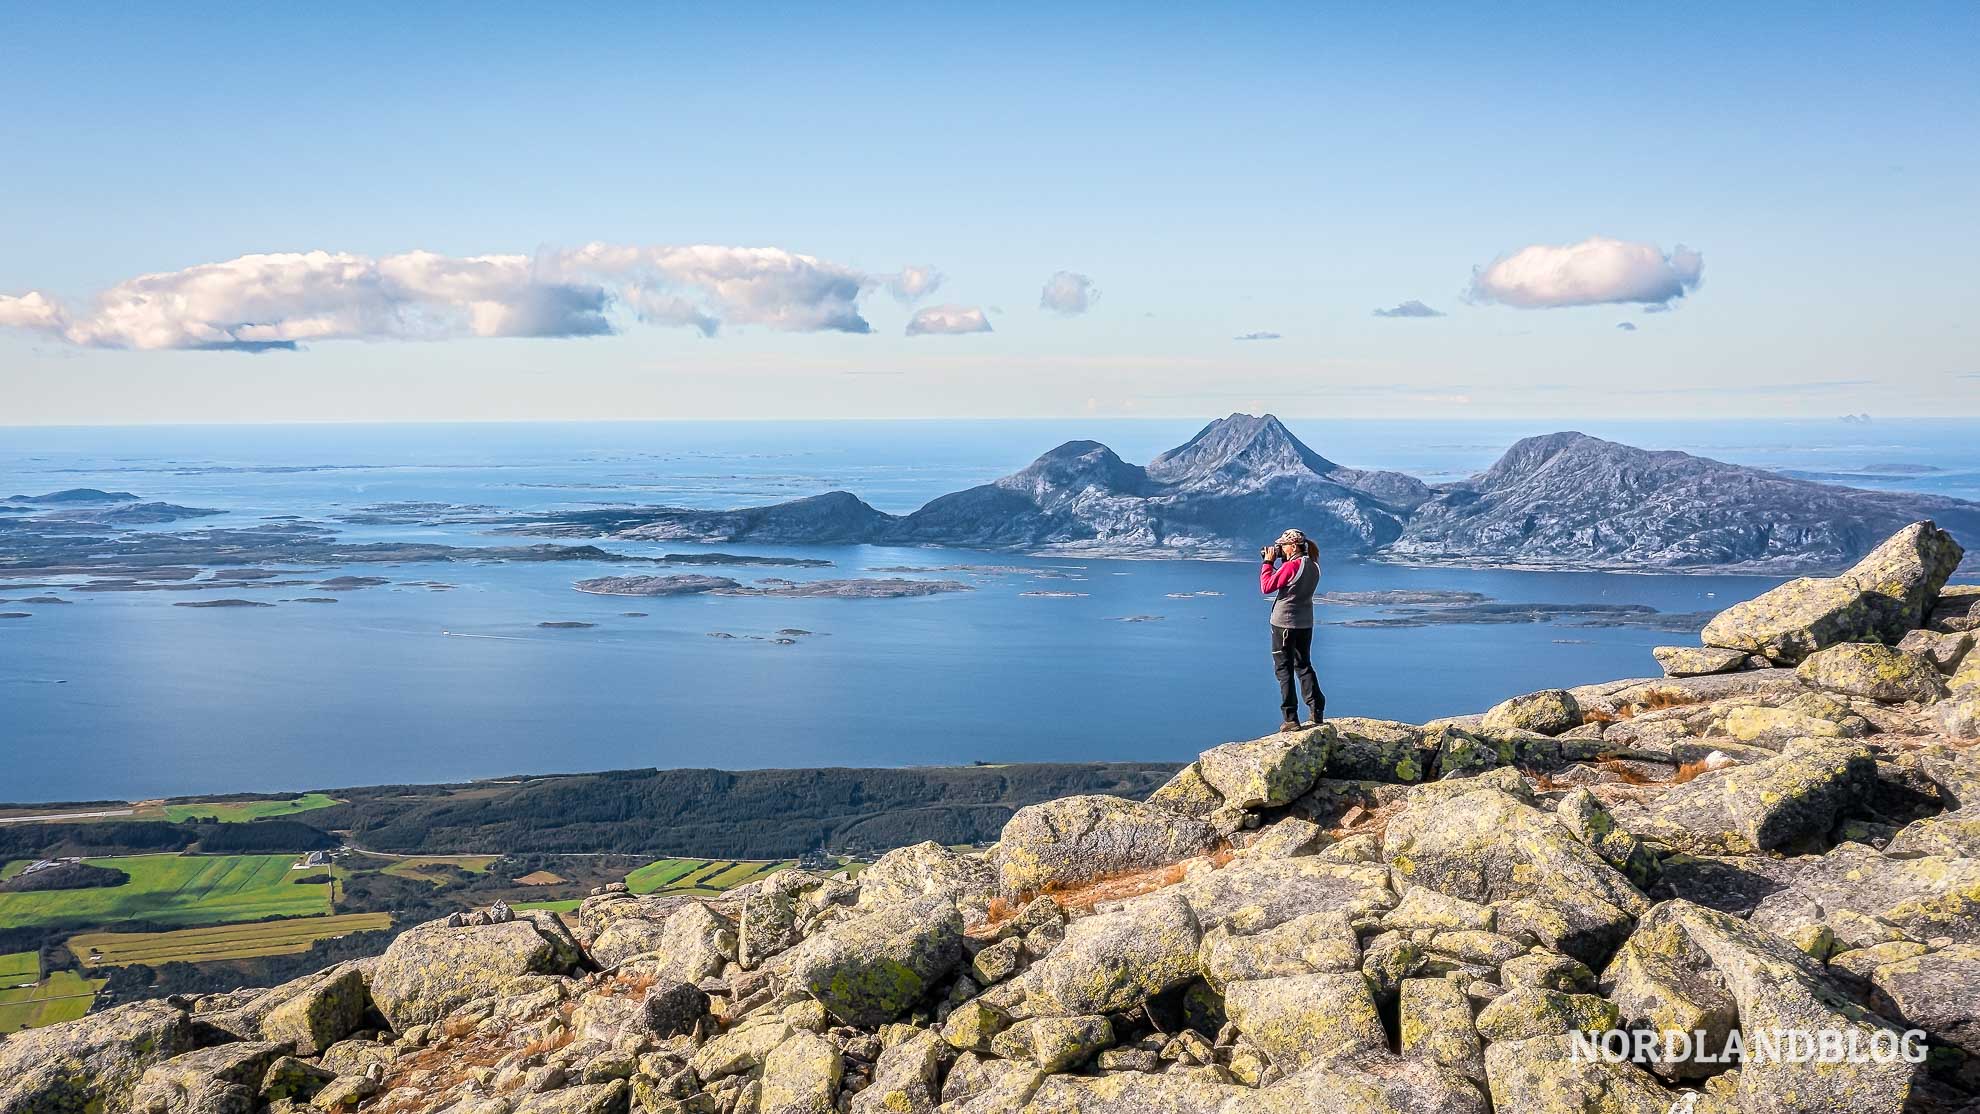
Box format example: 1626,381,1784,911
6,521,1980,1114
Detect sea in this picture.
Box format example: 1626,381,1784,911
4,418,1978,804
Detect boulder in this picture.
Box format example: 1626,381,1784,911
1750,842,1980,944
1795,642,1947,703
1867,944,1980,1057
733,870,854,969
1898,627,1974,672
1225,971,1386,1072
1382,785,1648,963
994,795,1220,897
758,1031,843,1114
1610,737,1877,854
369,911,583,1030
1323,717,1430,783
1936,690,1980,737
691,1015,794,1081
1194,725,1335,809
1473,987,1619,1043
856,841,995,921
1607,899,1921,1111
1384,886,1496,933
1399,976,1484,1082
1700,521,1964,664
205,961,371,1055
630,979,708,1037
1482,1034,1678,1114
1887,805,1980,857
1175,854,1393,935
1252,1055,1490,1114
1720,704,1849,749
1928,584,1980,632
129,1042,285,1114
1023,1071,1240,1114
1480,688,1581,736
1144,762,1226,818
0,1000,208,1114
991,1014,1112,1072
1009,891,1199,1017
1653,645,1749,677
1199,910,1358,990
1554,788,1659,890
848,1029,942,1114
511,1080,628,1114
784,894,962,1027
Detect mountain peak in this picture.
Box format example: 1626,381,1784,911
1146,412,1338,486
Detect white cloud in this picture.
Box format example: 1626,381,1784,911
1616,321,1638,332
0,244,903,350
905,304,992,336
1040,271,1097,315
1469,236,1703,309
886,264,944,302
1372,299,1444,318
1233,331,1282,341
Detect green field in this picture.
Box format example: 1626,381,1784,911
624,858,792,896
0,951,38,984
162,793,340,823
514,898,584,914
0,969,104,1034
379,855,497,884
69,911,391,968
0,855,331,931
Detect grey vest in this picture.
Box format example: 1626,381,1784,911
1270,557,1319,629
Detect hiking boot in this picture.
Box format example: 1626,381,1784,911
1279,720,1302,733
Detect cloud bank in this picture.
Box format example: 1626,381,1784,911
1372,300,1444,318
0,244,932,350
1469,236,1702,309
1039,271,1097,315
904,304,992,336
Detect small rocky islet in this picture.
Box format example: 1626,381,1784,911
7,521,1980,1114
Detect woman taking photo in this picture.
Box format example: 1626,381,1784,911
1259,528,1324,732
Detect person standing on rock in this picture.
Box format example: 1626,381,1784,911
1260,528,1325,732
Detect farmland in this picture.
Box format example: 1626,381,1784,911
0,854,331,931
0,950,37,983
0,969,104,1034
162,793,340,823
625,858,792,896
69,912,391,968
378,855,497,885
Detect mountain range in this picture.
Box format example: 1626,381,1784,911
520,414,1980,573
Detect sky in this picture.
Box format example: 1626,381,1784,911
2,2,1976,425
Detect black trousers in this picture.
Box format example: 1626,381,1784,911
1271,624,1324,722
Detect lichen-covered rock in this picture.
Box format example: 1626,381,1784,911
1474,987,1619,1043
758,1031,843,1114
1887,805,1980,857
1399,976,1483,1082
206,961,370,1055
784,894,962,1027
1175,854,1393,935
511,1080,628,1114
1899,627,1974,672
1481,688,1581,736
1144,761,1225,818
1199,910,1357,990
1653,645,1749,677
1251,1055,1490,1114
1928,584,1980,633
1795,642,1947,703
1554,788,1659,890
1225,971,1385,1072
1501,951,1595,993
990,1014,1112,1072
856,841,995,921
1384,886,1496,933
1611,737,1877,853
0,1000,208,1114
1867,943,1980,1056
630,979,708,1037
1936,690,1980,737
994,795,1220,897
1023,1071,1240,1114
1323,717,1431,783
130,1042,285,1114
1608,899,1921,1111
369,911,582,1030
1241,815,1323,858
692,1014,794,1081
1193,725,1335,809
849,1029,942,1114
1483,1034,1678,1114
1009,891,1199,1018
734,870,854,969
1750,842,1980,944
1700,521,1964,664
1383,784,1648,964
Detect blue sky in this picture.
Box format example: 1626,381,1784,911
2,2,1975,423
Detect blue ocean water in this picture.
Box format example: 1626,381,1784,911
3,418,1976,803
